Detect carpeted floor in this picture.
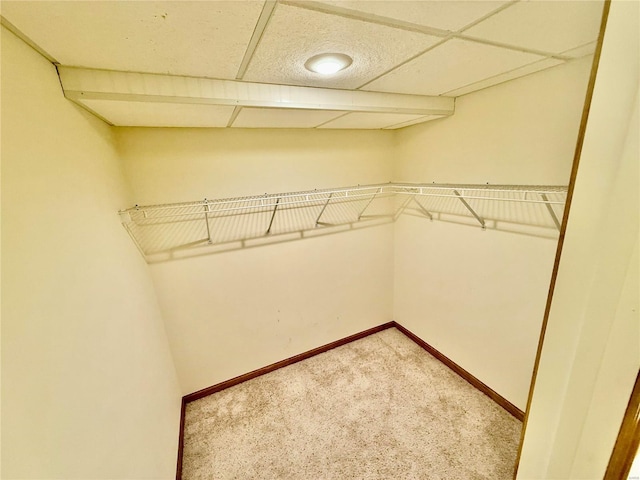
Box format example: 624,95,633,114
182,327,522,479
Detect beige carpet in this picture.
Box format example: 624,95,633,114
182,328,522,479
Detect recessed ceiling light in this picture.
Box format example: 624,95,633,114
305,53,353,75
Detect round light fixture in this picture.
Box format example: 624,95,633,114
305,53,353,75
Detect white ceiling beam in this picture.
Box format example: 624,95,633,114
58,66,455,116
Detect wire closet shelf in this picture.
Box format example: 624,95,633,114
119,183,568,261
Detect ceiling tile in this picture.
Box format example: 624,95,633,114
232,108,344,128
463,0,604,55
318,112,427,129
443,57,564,97
243,3,440,89
316,0,509,32
1,1,264,78
364,39,543,96
79,100,235,127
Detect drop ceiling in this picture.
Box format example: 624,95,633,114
0,0,604,129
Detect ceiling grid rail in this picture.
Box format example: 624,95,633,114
236,0,278,80
227,0,279,127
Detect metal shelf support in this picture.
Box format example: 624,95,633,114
394,196,413,221
266,197,280,234
540,193,561,231
412,197,433,221
357,188,381,220
203,200,212,244
315,193,332,227
453,190,486,229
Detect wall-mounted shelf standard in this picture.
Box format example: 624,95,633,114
119,183,567,262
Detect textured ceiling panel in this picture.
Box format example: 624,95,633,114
1,1,263,78
443,58,564,97
243,3,440,89
364,39,543,95
318,112,428,129
79,100,235,127
232,108,344,128
463,0,604,55
316,0,509,32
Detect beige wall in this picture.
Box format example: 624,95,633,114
517,1,640,477
393,56,594,186
392,57,593,409
1,27,181,479
116,128,395,205
116,128,396,394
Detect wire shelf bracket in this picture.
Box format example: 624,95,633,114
266,197,280,235
393,196,413,221
357,187,382,220
412,197,434,221
453,189,486,229
315,193,333,227
203,199,212,244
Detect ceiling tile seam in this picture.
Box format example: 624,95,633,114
560,40,598,57
1,15,58,63
441,58,566,97
456,34,572,61
570,40,598,51
235,0,278,80
314,112,351,128
227,106,243,127
355,37,454,90
454,0,521,35
278,0,452,38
